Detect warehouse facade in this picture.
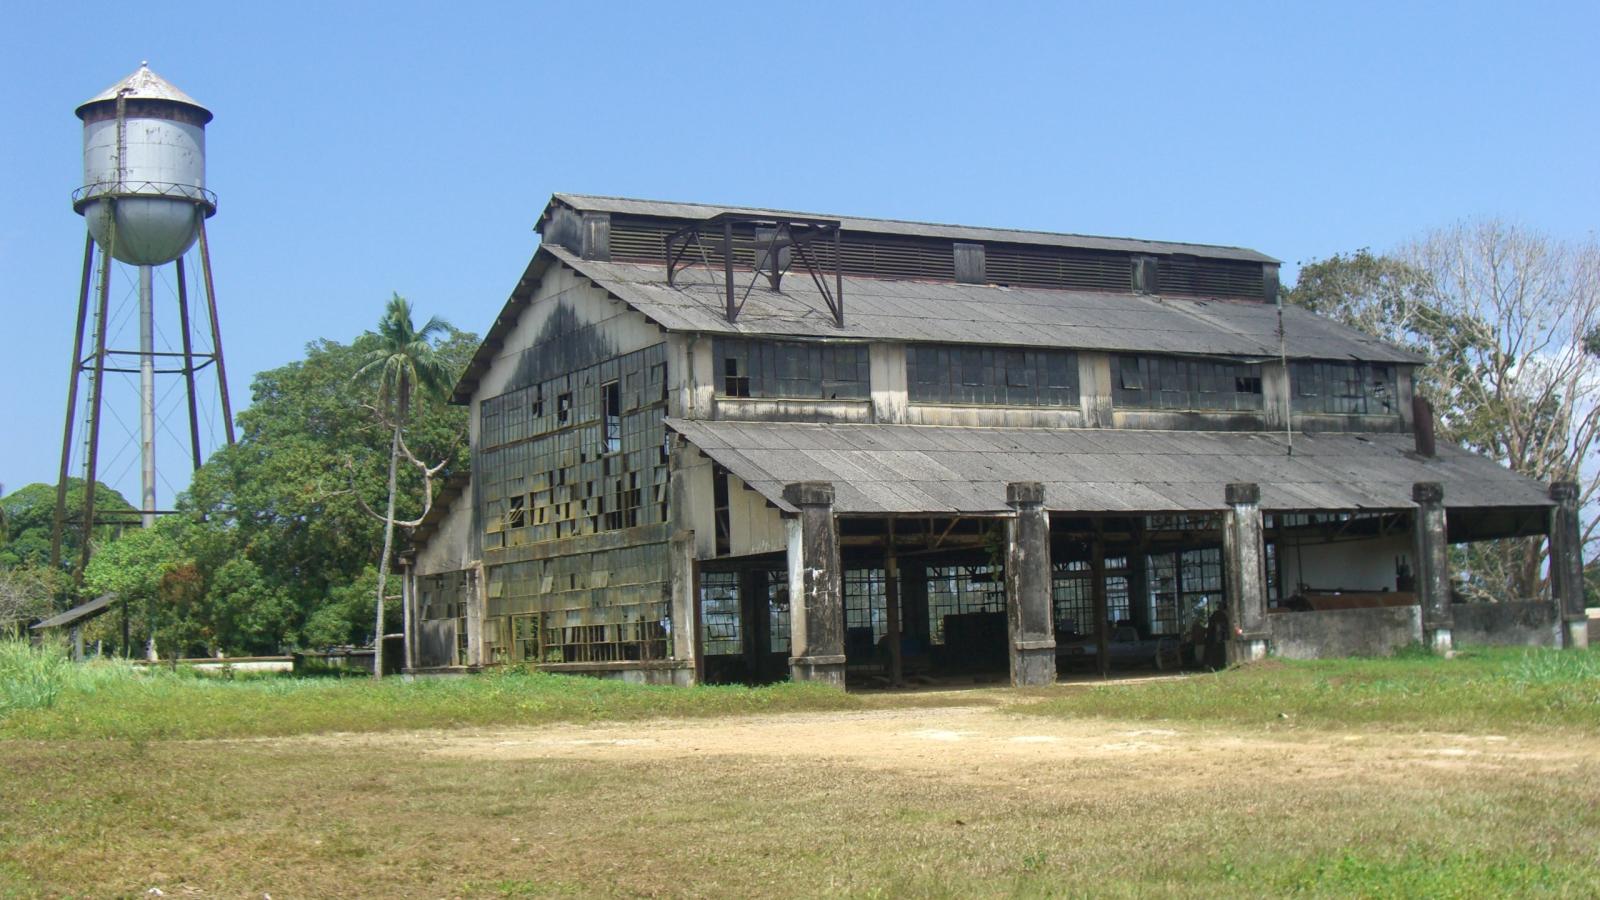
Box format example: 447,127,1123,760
402,194,1588,687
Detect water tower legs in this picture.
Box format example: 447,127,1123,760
47,233,96,578
49,203,235,582
195,216,235,446
139,265,156,529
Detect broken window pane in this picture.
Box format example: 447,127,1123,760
1112,354,1264,411
907,344,1078,407
712,337,868,400
1288,361,1396,415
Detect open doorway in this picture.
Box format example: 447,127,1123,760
698,563,789,685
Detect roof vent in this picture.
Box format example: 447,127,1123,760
1133,256,1158,294
953,242,985,284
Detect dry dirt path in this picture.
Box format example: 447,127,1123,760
283,703,1597,789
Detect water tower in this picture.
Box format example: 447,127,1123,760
50,63,236,576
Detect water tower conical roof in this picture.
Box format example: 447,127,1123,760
75,62,211,122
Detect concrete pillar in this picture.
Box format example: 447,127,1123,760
784,482,846,687
1223,483,1269,664
1413,482,1452,653
1005,482,1057,687
667,531,700,683
666,432,703,685
1262,362,1291,435
400,558,414,672
1548,481,1589,649
1077,352,1113,428
461,562,487,668
868,343,908,424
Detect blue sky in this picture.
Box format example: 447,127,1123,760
2,0,1596,506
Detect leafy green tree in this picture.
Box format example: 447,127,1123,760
182,327,473,649
303,566,382,649
0,481,135,572
352,294,457,679
83,520,186,659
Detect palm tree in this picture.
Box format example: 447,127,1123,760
354,294,453,679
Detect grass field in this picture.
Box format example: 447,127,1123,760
2,642,1598,897
1015,645,1600,734
0,641,859,741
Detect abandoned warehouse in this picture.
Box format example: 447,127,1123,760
401,194,1589,688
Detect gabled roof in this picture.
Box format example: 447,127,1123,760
76,62,211,121
452,244,1419,404
666,418,1551,517
544,194,1278,265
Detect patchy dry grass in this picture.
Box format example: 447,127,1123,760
3,644,1599,896
1017,645,1600,735
1,720,1597,898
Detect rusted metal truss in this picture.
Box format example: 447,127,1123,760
665,212,845,327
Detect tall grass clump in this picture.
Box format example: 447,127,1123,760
0,640,145,719
0,640,74,715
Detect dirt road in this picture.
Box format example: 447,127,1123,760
307,703,1589,790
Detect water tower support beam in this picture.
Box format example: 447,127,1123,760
76,201,118,582
139,265,156,529
49,233,96,572
196,215,235,445
174,257,204,470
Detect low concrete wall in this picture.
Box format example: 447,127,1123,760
1267,606,1421,660
133,656,294,674
1452,602,1561,648
538,660,696,687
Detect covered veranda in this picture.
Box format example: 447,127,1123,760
669,420,1586,688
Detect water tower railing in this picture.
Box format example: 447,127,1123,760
71,181,217,214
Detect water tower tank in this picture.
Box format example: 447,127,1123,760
73,62,215,266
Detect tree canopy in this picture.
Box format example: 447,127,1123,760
1288,221,1600,602
27,321,478,658
0,480,134,571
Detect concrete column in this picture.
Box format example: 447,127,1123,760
1078,352,1113,428
784,482,846,687
400,558,414,672
1548,481,1589,649
1413,482,1452,653
667,531,700,683
868,343,908,424
466,562,486,667
1005,482,1057,686
667,432,702,685
1223,483,1269,664
1262,362,1291,435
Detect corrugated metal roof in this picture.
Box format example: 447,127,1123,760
550,246,1420,363
547,194,1278,264
666,418,1550,516
31,594,117,630
77,63,209,116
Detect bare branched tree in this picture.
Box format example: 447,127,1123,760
0,566,54,638
1293,222,1600,602
1402,221,1600,599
